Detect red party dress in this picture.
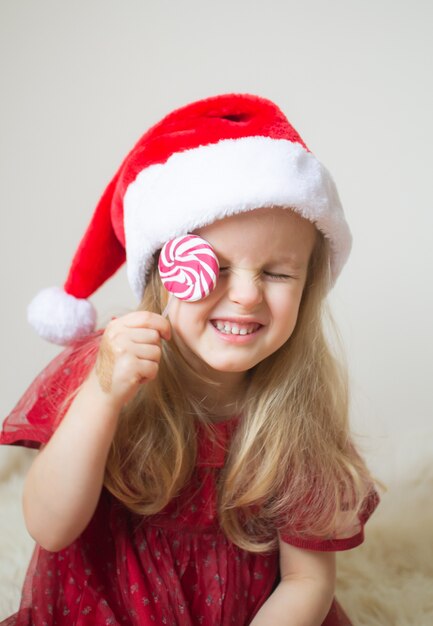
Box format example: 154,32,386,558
0,333,378,625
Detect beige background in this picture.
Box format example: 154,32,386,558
1,0,432,486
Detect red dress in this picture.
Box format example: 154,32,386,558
0,334,378,626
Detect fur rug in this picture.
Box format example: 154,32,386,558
1,447,432,625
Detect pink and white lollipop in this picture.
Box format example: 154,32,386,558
158,235,219,316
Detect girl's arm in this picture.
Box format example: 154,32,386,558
22,311,171,552
250,535,336,626
22,371,122,552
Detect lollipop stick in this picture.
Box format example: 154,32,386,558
162,294,173,318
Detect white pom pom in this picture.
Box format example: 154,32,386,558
27,287,97,345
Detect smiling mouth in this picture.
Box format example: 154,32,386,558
211,320,262,335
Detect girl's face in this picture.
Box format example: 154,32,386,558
167,207,317,378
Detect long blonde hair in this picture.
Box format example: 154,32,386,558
104,231,375,552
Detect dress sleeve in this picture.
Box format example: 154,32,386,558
0,332,102,449
279,487,380,552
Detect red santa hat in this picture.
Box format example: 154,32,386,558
28,93,352,345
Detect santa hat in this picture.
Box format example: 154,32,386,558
28,93,352,345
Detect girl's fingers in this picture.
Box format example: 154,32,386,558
96,311,170,401
106,331,162,361
122,311,171,341
104,320,169,352
131,343,162,364
136,359,159,382
127,328,165,346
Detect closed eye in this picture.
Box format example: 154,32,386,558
219,267,292,281
263,272,292,281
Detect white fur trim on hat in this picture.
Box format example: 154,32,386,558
123,136,351,301
27,287,97,345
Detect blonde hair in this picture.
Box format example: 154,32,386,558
104,229,375,552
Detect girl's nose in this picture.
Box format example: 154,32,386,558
227,269,263,308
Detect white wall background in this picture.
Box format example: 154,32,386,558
1,0,432,486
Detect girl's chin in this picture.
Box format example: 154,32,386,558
199,356,257,374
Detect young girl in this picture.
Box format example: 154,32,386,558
1,93,379,626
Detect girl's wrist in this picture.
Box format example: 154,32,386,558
83,369,126,418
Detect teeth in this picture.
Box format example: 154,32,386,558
213,321,259,335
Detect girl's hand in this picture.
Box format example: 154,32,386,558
93,311,171,408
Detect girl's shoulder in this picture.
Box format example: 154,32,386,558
1,331,103,449
279,486,380,552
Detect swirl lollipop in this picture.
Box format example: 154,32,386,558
158,235,220,317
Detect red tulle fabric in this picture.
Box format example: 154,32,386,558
0,334,378,625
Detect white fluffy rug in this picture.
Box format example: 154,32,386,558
1,447,432,625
